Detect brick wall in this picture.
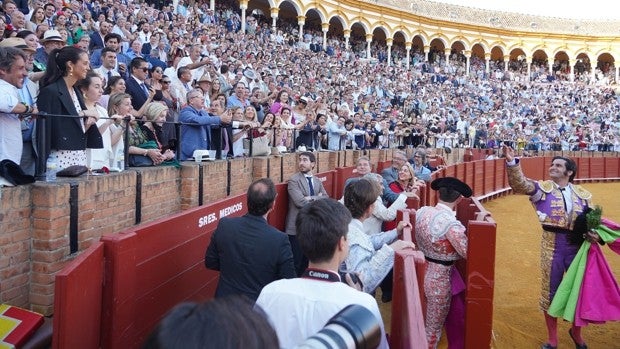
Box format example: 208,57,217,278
1,149,401,314
0,185,32,309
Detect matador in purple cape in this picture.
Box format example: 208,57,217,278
503,145,592,349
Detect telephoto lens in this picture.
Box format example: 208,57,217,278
295,305,381,349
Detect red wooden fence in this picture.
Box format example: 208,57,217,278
52,155,619,349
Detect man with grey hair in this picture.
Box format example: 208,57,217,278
381,150,408,183
0,46,30,166
179,89,232,160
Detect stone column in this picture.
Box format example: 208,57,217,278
444,48,451,66
343,29,351,49
503,55,510,71
297,16,305,42
526,57,532,81
239,0,247,33
405,42,412,69
485,53,491,75
568,59,574,82
322,22,329,50
366,34,373,59
210,0,214,11
270,7,279,32
548,61,553,76
424,45,430,62
386,38,393,66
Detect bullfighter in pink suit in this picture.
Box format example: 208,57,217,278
415,177,472,349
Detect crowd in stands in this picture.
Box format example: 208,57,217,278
0,0,619,179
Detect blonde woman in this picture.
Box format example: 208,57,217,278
141,102,175,161
108,93,164,166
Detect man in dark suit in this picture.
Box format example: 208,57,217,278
124,57,152,112
89,19,111,52
205,178,295,301
285,152,328,275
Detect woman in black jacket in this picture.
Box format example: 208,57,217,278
37,46,102,170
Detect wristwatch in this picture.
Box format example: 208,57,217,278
22,102,32,114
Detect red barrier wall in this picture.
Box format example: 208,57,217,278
101,194,247,349
455,199,496,348
334,166,356,198
53,242,104,349
376,160,392,174
390,210,427,349
268,183,289,232
51,155,619,349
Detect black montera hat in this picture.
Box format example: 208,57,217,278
430,177,472,198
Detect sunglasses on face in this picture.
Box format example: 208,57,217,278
162,80,171,84
137,67,148,72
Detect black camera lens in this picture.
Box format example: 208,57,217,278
295,305,380,349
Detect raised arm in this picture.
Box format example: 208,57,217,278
502,145,536,195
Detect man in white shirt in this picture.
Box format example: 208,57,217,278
256,198,389,349
0,46,30,165
177,44,209,83
93,47,120,88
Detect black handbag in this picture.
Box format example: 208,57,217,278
57,165,89,177
128,155,154,167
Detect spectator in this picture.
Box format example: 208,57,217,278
176,44,209,83
0,46,30,165
362,173,408,237
327,115,347,150
227,81,249,109
205,178,295,301
37,46,103,170
344,156,400,205
77,71,123,170
1,37,38,176
297,112,326,151
99,75,125,110
256,198,390,349
381,150,408,183
27,7,45,31
88,18,110,52
140,102,176,162
90,33,129,72
125,57,154,112
92,47,120,88
170,66,193,107
179,89,231,160
285,151,328,275
410,148,432,182
144,296,279,349
343,178,415,295
34,29,65,72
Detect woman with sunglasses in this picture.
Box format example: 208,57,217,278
147,66,164,101
157,75,179,149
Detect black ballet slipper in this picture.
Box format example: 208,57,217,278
569,328,588,349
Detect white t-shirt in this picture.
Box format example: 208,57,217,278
177,56,205,83
255,277,389,349
0,79,23,164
